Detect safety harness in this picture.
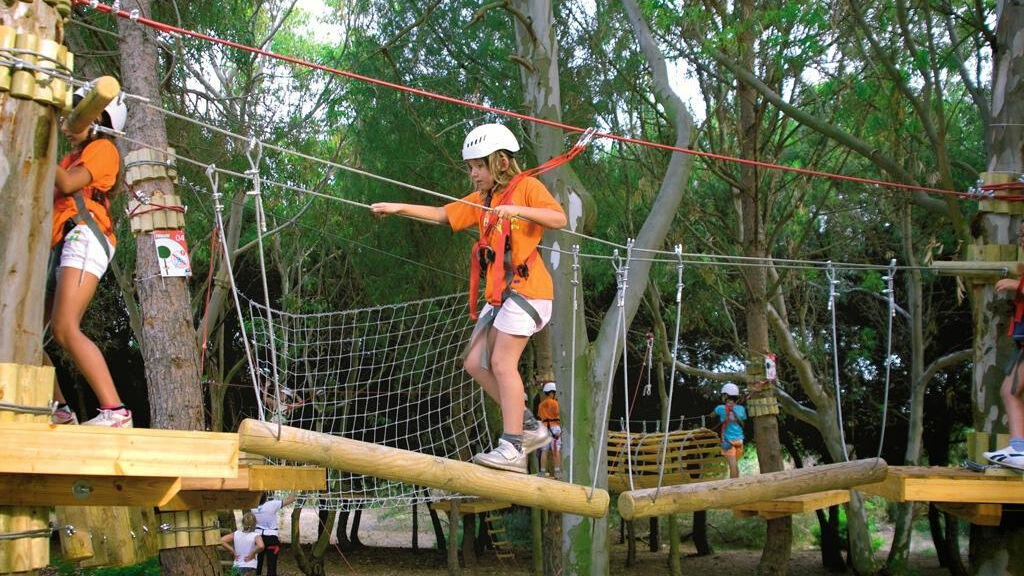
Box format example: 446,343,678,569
51,146,116,259
466,129,594,323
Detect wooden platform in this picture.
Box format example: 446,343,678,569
731,490,850,520
858,466,1024,504
858,465,1024,526
0,423,325,508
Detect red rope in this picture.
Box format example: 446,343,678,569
76,0,1016,200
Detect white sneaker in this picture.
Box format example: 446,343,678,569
522,425,551,455
984,445,1024,471
82,408,133,428
473,439,527,473
51,406,79,425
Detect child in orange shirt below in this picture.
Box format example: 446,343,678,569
371,123,567,473
48,89,133,428
537,381,561,477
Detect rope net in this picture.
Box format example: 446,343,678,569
244,292,492,511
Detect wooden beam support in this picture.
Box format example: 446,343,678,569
0,474,180,507
618,458,887,520
731,490,850,520
247,465,325,491
0,422,238,478
158,490,261,512
238,419,609,518
930,260,1019,279
934,502,1003,526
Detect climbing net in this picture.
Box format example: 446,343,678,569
245,292,492,511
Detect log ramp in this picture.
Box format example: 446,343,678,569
618,457,888,520
237,418,610,518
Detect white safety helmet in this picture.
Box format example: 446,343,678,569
462,123,520,160
542,382,557,394
73,86,128,132
721,383,740,397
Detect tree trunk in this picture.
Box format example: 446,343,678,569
816,507,845,572
0,2,59,366
159,546,223,575
118,2,212,573
732,1,792,574
971,2,1024,572
693,512,713,556
888,202,926,572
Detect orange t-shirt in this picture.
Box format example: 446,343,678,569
444,176,564,302
51,138,120,248
538,396,559,426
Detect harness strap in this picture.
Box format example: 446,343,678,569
70,191,112,259
466,133,594,320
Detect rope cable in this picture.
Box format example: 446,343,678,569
74,0,994,201
877,259,897,458
653,245,685,499
826,262,850,461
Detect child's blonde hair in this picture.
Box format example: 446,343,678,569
241,512,257,532
482,150,522,189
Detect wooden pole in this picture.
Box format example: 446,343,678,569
618,458,888,520
238,419,609,518
61,75,120,134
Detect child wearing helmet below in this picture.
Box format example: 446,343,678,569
537,381,561,477
47,88,133,428
371,124,567,473
712,383,746,478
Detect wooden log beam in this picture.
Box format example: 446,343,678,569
238,419,609,518
62,75,119,134
618,458,888,520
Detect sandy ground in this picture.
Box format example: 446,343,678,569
247,506,953,576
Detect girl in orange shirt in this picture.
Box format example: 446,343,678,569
371,124,566,473
48,91,133,428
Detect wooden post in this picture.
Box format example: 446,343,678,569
618,458,888,520
0,364,54,572
238,419,609,518
1,2,62,571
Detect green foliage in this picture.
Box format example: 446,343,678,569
810,503,884,552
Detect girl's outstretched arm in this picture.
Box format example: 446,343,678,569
491,205,566,229
370,202,448,224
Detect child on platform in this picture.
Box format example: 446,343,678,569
221,512,264,575
984,223,1024,470
371,123,566,473
48,89,133,428
711,383,747,478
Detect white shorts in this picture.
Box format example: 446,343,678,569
60,224,114,280
482,297,552,337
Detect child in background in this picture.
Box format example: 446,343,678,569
48,89,132,428
252,493,297,576
371,123,566,473
537,381,561,477
984,223,1024,470
711,383,747,478
221,512,264,575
